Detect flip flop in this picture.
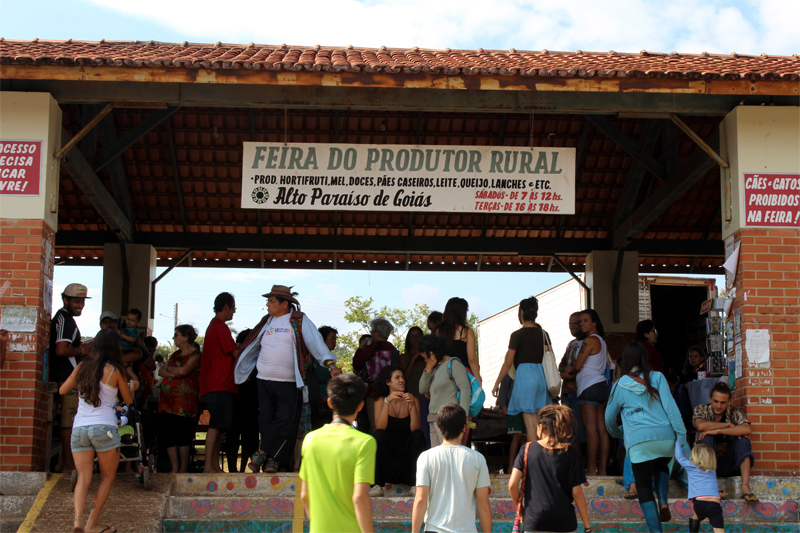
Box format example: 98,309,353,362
743,492,760,503
623,490,638,499
97,527,116,533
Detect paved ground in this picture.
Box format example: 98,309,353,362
29,473,169,533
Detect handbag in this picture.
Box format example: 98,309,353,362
512,442,531,533
542,332,561,398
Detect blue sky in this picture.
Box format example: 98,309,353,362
3,0,763,342
1,0,797,55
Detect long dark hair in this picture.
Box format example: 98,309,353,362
635,320,655,343
436,297,469,351
580,308,605,338
372,365,403,398
75,329,127,407
404,326,423,356
612,343,659,405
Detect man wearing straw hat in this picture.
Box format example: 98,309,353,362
49,282,90,472
235,284,342,474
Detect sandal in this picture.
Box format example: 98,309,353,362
623,490,638,500
743,492,760,504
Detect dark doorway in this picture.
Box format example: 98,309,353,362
650,285,709,375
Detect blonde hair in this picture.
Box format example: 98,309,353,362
690,443,717,473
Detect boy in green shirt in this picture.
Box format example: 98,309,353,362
300,373,376,533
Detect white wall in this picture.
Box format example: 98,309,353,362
477,278,584,405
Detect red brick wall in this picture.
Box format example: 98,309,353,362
730,227,800,476
0,219,55,471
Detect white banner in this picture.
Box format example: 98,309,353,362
241,143,575,214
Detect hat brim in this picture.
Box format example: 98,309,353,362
261,292,300,306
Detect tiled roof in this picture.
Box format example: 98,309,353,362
1,39,798,80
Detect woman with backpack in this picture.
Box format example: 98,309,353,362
605,343,689,533
419,334,471,447
491,296,552,442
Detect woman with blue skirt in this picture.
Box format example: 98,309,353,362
492,296,552,441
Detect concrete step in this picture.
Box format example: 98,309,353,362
170,472,799,501
0,518,25,533
163,519,800,533
167,474,799,524
0,494,36,518
0,471,48,495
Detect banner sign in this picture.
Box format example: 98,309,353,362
743,173,800,228
241,143,575,214
0,140,42,196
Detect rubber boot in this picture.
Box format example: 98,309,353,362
689,518,701,532
654,470,671,521
640,500,663,533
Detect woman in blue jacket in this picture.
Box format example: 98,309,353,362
605,343,688,533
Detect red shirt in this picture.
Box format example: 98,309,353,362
200,317,238,395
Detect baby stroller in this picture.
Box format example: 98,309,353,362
70,401,154,491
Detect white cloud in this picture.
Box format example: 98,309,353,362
399,283,442,309
83,0,798,55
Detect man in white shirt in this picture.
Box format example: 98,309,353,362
234,285,342,473
412,403,491,533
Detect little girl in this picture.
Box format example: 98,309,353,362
508,404,591,533
674,440,724,533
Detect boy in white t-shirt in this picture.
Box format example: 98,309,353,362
412,403,491,533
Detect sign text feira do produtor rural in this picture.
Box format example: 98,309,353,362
240,143,576,214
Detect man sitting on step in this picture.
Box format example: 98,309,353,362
692,381,758,503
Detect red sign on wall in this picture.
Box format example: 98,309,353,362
0,140,42,196
743,173,800,228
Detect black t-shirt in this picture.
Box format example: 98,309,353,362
509,327,549,367
49,307,82,383
513,442,586,532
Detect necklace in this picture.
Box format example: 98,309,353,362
332,417,353,427
388,397,403,418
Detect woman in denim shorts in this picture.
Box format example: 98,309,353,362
60,329,136,533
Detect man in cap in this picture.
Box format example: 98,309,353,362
235,285,342,473
50,283,90,472
99,310,118,330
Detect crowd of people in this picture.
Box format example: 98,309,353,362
44,282,757,533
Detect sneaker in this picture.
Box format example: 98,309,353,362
264,457,278,474
248,453,268,473
369,485,384,497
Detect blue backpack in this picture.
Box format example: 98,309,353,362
447,358,485,417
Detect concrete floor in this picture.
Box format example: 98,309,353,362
29,473,169,533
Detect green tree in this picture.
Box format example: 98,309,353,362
334,296,433,373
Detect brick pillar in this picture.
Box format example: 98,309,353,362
0,92,62,471
729,227,800,475
719,106,800,476
0,220,56,471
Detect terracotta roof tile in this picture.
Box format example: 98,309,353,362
0,39,797,80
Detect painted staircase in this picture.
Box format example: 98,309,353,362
163,473,799,532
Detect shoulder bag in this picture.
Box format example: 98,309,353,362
542,331,562,398
512,442,531,533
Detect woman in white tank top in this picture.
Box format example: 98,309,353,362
59,329,137,533
565,309,611,477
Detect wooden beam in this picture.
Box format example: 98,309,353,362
96,108,135,223
612,120,663,228
9,78,792,115
585,115,666,180
92,106,179,173
612,130,719,249
54,231,725,257
59,128,134,242
165,120,188,233
54,102,113,160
